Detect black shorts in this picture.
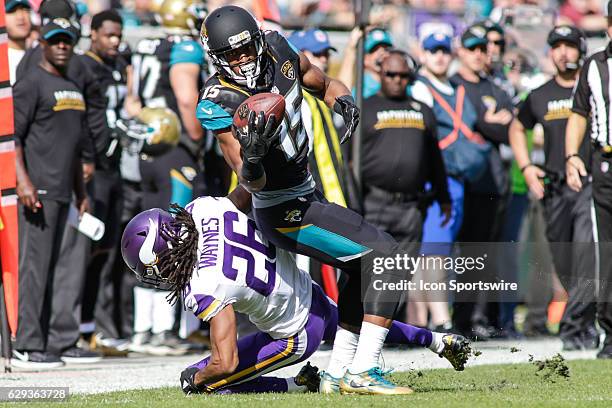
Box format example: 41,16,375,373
252,190,397,272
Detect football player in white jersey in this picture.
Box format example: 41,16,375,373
121,186,471,395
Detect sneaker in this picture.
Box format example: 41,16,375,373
128,331,152,353
596,344,612,359
61,346,102,364
79,333,129,357
147,331,189,356
339,367,414,395
12,350,64,369
561,336,583,351
319,371,341,394
294,362,320,392
581,327,601,350
438,334,471,371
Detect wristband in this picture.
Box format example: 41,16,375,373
565,153,580,162
520,163,535,174
241,160,264,182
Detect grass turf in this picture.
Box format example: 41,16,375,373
6,359,612,407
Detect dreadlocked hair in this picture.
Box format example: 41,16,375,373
157,203,199,306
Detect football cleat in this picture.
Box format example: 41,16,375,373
339,367,414,395
294,362,320,392
438,333,471,371
319,371,341,394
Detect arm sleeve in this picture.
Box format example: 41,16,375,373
80,59,114,165
185,292,232,322
424,108,450,205
12,76,38,147
474,82,512,144
572,59,592,117
517,92,537,130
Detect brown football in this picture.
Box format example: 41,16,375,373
232,92,285,133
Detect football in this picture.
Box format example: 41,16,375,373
232,92,285,133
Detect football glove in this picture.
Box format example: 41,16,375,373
180,367,206,395
333,95,360,144
232,110,279,164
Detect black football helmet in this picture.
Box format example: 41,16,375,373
200,6,269,89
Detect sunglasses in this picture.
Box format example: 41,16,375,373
384,71,411,79
466,45,487,53
488,39,505,46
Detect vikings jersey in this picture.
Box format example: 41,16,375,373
81,51,129,128
197,32,313,208
183,196,312,339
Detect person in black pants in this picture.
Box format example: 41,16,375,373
565,1,612,359
510,25,597,351
450,23,514,339
12,19,89,368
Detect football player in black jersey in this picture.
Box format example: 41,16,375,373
130,0,208,354
78,9,132,353
195,6,468,395
509,25,598,351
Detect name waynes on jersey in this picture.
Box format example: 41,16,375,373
199,217,220,269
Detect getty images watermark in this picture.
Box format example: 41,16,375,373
371,253,518,293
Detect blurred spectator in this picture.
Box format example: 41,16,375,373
337,27,394,99
12,18,91,368
6,0,32,85
409,33,483,331
558,0,606,32
510,25,597,348
16,0,117,364
483,20,515,98
361,50,450,278
78,9,132,356
450,23,514,339
130,0,207,354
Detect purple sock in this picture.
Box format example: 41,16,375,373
385,320,433,347
215,377,289,394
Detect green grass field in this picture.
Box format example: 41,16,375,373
8,359,612,407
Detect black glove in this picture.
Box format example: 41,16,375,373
180,367,206,395
232,110,279,164
333,95,360,144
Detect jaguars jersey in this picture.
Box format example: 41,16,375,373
81,51,129,128
132,35,205,154
182,196,312,339
197,31,313,208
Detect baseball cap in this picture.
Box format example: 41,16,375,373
40,17,78,43
482,20,504,35
5,0,31,12
547,25,586,54
422,33,452,52
288,29,337,54
365,29,393,53
461,24,488,49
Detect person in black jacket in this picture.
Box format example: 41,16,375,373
450,23,514,340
